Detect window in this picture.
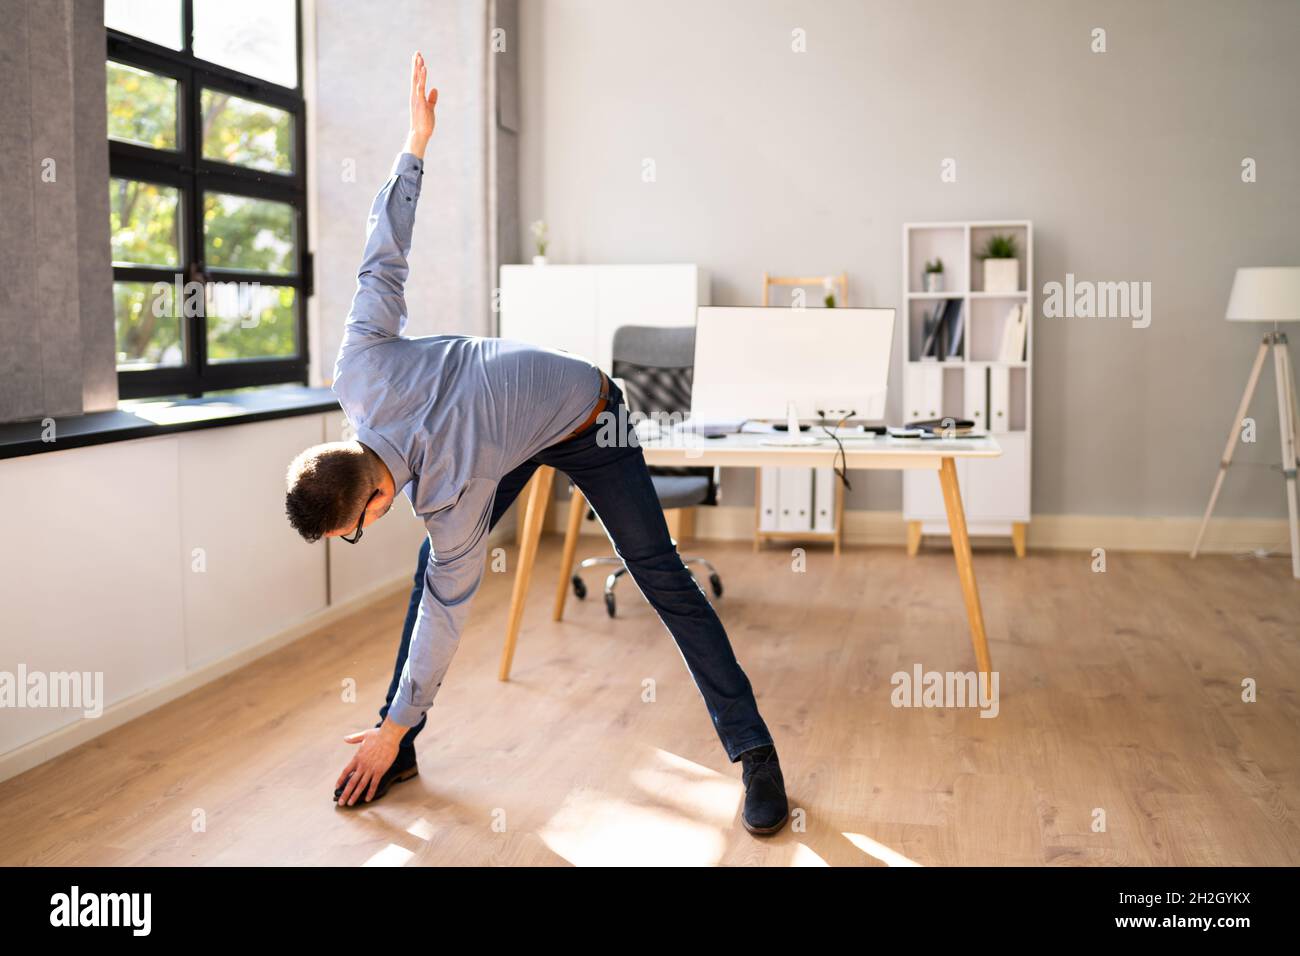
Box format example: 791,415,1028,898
106,0,309,399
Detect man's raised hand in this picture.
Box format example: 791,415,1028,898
405,51,438,158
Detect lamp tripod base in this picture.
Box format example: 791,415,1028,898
1191,331,1300,579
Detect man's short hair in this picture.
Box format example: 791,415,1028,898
285,443,374,542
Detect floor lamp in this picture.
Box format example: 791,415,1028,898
1191,267,1300,579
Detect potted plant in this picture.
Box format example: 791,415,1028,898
530,220,548,265
979,234,1019,293
822,275,837,308
924,258,944,293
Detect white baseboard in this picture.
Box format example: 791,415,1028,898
547,502,1292,555
1019,513,1291,555
0,574,412,785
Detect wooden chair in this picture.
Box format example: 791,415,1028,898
761,271,847,308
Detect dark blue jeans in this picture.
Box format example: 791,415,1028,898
378,379,774,762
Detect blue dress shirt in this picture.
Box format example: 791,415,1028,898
333,152,600,727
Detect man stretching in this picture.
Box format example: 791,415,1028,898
284,53,788,835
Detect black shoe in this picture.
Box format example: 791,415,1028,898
740,745,788,835
334,749,419,807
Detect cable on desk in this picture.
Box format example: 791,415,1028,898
816,408,854,492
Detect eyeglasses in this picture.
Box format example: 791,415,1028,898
340,489,380,544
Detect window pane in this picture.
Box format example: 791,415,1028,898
206,284,298,361
106,62,180,151
201,89,294,173
193,0,298,88
203,192,296,274
115,281,185,368
104,0,183,51
110,178,182,268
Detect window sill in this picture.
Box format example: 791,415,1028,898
0,385,340,460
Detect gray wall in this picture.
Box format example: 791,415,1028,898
518,0,1300,518
313,0,491,384
0,0,117,424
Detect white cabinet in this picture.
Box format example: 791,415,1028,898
904,460,962,520
965,433,1028,520
903,440,1028,531
497,265,599,361
499,264,709,372
178,416,329,668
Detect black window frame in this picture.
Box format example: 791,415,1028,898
107,0,312,400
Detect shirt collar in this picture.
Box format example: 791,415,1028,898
354,424,413,495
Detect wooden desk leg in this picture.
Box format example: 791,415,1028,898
553,483,587,621
499,466,555,681
906,521,922,557
1011,522,1027,558
937,458,993,677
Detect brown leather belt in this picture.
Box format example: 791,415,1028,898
564,369,610,441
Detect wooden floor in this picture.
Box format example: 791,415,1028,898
2,537,1298,866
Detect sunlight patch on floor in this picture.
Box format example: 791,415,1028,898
843,831,921,867
789,843,829,866
540,748,736,865
628,747,740,828
406,817,437,841
362,843,416,867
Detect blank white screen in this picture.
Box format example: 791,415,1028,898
690,306,895,422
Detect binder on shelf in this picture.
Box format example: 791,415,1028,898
759,467,780,532
777,467,814,532
989,366,1011,432
998,303,1027,362
964,365,988,430
920,301,946,358
919,299,965,360
905,363,944,420
945,300,964,360
813,468,836,533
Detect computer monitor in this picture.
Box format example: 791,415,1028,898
690,306,895,429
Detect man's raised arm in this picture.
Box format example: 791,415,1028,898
341,52,439,345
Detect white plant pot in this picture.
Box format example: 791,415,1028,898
924,272,944,293
983,258,1019,293
532,255,548,266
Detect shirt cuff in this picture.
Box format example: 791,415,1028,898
391,151,425,180
386,695,426,728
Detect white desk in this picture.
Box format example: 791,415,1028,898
497,433,1001,681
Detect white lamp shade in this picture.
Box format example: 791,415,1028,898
1225,266,1300,322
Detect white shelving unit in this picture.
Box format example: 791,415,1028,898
901,220,1033,556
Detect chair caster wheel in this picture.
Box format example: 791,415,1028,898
572,575,587,600
604,592,617,618
709,573,723,598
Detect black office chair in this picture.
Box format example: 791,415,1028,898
570,325,723,617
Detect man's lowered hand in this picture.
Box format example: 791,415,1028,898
335,719,404,806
